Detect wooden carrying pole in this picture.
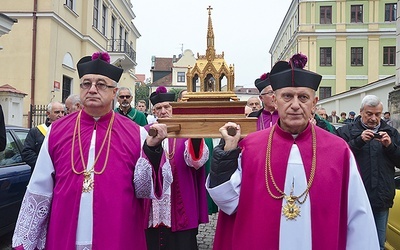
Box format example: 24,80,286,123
148,123,240,138
148,117,257,138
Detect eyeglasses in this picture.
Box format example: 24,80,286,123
54,110,65,114
118,95,131,99
80,82,116,90
260,91,274,96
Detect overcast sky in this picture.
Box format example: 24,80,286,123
132,0,293,87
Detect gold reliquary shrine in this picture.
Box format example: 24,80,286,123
155,6,257,138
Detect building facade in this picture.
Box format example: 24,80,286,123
270,0,396,99
172,49,196,89
0,0,140,126
317,75,395,118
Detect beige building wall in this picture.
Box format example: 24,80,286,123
0,0,140,127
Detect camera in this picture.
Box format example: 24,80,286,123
373,133,382,139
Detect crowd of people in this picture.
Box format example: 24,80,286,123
10,51,398,250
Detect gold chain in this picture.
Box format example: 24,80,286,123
265,124,316,204
71,111,115,175
165,138,177,160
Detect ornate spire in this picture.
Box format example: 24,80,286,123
206,5,216,61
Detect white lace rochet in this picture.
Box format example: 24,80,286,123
12,190,52,250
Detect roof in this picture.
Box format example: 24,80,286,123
152,74,172,87
0,84,27,95
152,58,173,71
135,74,146,83
234,86,259,94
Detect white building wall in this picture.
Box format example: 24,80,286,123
317,76,395,115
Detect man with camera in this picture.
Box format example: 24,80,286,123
337,95,400,250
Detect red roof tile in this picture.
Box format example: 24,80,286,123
153,58,173,71
135,74,146,83
0,84,27,95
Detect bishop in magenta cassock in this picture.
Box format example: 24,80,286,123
143,87,209,250
206,53,379,250
12,52,169,250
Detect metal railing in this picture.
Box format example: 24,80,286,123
28,104,47,128
107,39,136,63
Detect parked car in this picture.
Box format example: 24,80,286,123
385,170,400,250
0,126,30,237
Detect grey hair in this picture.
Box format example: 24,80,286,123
360,95,382,111
66,94,81,105
247,96,261,104
47,101,63,112
116,86,133,96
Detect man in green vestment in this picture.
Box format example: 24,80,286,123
114,87,147,126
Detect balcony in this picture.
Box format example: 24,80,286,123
107,39,136,71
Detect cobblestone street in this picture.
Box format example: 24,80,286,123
197,213,218,250
0,213,218,250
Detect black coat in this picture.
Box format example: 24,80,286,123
21,120,50,169
337,116,400,210
248,109,263,118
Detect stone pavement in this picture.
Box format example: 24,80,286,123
0,213,219,250
197,213,218,250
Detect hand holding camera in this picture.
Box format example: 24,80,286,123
373,133,382,139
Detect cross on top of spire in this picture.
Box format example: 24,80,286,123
207,5,213,15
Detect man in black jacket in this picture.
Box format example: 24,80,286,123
337,95,400,250
22,101,64,169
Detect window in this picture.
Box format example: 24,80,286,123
320,6,332,24
66,0,74,10
93,0,99,28
177,72,185,82
319,87,331,100
14,130,28,147
351,5,363,23
62,75,72,103
383,46,396,66
119,26,123,51
0,132,23,166
111,16,116,49
101,5,107,35
385,3,397,22
351,47,363,66
320,47,332,66
125,31,128,52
